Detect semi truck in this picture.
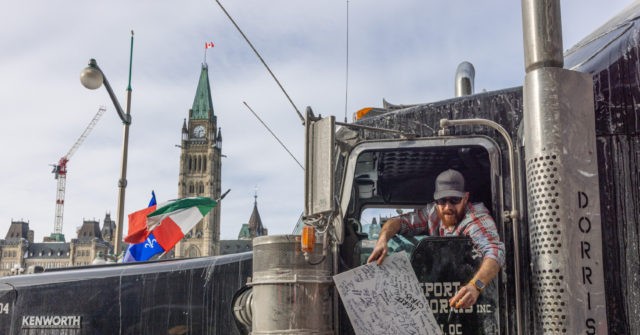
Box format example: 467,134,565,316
1,1,638,334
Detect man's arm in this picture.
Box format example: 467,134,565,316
449,257,500,309
366,217,402,265
448,203,504,308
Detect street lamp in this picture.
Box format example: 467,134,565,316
80,31,134,258
80,59,131,124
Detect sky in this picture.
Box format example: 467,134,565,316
0,0,634,242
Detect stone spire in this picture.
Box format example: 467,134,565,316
247,191,267,238
190,63,214,120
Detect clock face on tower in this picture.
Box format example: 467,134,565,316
193,125,206,138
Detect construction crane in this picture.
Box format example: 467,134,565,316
48,106,107,242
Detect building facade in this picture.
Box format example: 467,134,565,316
175,63,223,257
0,215,114,276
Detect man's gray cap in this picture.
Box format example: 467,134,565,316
434,169,465,200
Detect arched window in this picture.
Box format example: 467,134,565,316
189,183,195,194
188,156,192,172
188,246,200,257
203,158,207,171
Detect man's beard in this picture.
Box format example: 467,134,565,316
437,207,463,228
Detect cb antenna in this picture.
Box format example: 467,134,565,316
244,101,304,170
215,0,305,124
344,0,350,123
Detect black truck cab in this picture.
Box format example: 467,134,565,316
335,136,512,334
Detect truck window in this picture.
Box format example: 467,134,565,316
358,207,424,265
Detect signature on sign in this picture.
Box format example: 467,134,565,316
333,252,442,335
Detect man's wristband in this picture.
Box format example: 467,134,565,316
469,279,485,293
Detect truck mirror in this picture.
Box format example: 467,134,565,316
304,108,335,217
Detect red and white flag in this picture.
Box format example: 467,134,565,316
205,42,215,49
124,205,156,244
146,197,217,251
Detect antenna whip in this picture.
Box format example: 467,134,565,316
243,101,304,170
344,0,350,123
215,0,305,124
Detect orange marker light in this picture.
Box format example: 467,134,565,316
301,226,316,253
355,107,374,120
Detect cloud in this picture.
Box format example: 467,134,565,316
0,0,632,242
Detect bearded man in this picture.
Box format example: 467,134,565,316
367,169,505,309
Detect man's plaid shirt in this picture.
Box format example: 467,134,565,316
397,202,505,267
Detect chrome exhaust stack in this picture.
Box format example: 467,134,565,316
455,61,475,97
522,0,608,334
521,0,564,71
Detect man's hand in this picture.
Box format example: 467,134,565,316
449,258,499,309
449,283,480,309
367,237,389,265
366,217,402,265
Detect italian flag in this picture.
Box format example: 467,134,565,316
145,197,217,251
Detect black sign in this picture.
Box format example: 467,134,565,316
410,236,499,335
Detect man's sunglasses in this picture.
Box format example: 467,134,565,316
436,197,463,206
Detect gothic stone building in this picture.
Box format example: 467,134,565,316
175,63,223,258
0,214,114,276
237,195,268,240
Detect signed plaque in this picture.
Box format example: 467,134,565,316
334,252,442,335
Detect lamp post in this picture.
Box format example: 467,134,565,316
80,31,134,257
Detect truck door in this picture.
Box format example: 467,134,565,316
338,136,508,335
411,237,499,335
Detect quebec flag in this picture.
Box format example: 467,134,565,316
124,232,164,262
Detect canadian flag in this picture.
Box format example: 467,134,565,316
205,42,215,49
